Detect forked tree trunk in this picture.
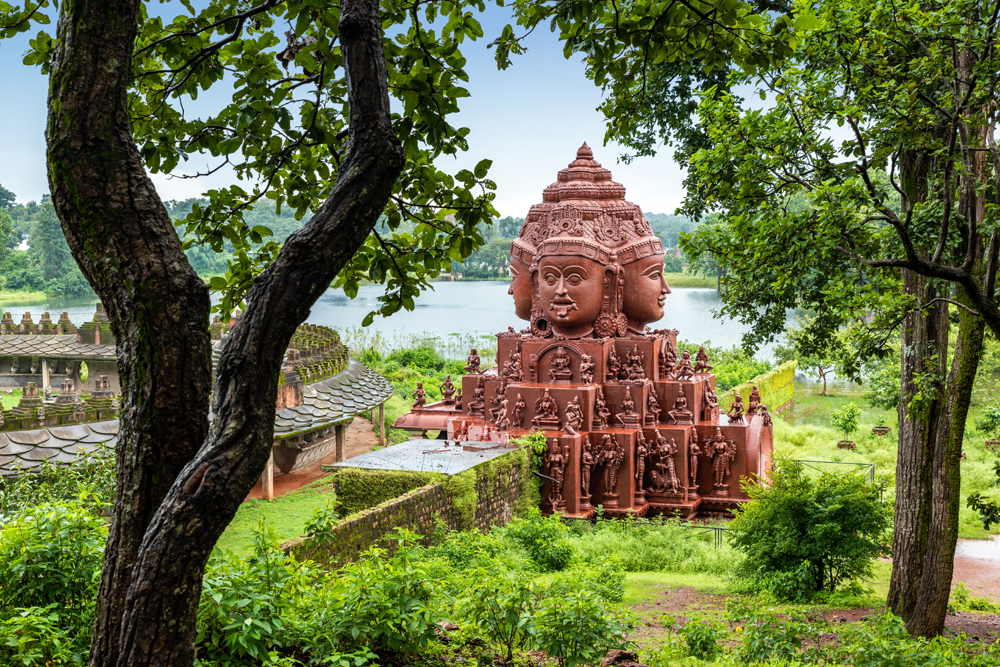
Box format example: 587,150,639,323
46,0,405,664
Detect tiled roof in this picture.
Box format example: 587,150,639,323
0,361,392,476
273,361,393,439
0,335,116,360
0,420,118,477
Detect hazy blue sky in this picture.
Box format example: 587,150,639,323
0,4,688,218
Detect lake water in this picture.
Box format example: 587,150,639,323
1,282,798,358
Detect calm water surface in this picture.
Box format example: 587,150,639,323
2,282,798,359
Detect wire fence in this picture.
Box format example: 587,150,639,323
796,459,876,485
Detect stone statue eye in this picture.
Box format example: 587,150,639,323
544,273,558,285
567,274,584,286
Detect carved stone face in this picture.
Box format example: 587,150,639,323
623,255,669,332
537,255,604,338
508,254,533,321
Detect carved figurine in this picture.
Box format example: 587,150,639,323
469,377,486,415
503,345,522,381
705,427,736,495
615,386,640,427
411,382,427,408
689,432,701,490
644,389,662,426
666,393,693,425
694,345,713,373
532,389,561,429
439,375,457,404
72,402,85,422
635,431,648,502
581,441,595,506
496,397,510,431
747,385,762,415
512,393,526,428
563,396,584,435
606,345,621,382
760,404,773,427
455,388,463,411
626,345,645,382
579,352,595,384
659,340,677,379
549,346,573,381
544,440,570,511
671,350,695,381
36,405,46,424
464,348,481,374
704,382,719,410
593,387,610,430
601,434,624,505
490,378,508,422
727,392,746,424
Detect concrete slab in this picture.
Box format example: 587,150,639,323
330,438,518,475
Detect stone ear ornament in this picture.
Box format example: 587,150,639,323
594,258,625,338
528,261,553,338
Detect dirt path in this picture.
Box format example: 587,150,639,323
952,555,1000,601
245,416,382,500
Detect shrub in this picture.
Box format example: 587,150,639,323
677,616,722,661
496,510,574,572
533,590,633,667
728,458,891,601
0,605,92,667
976,403,1000,439
549,557,626,603
0,498,106,611
0,444,115,516
386,345,446,372
463,573,538,661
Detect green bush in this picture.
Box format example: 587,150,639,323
0,498,106,611
386,345,446,372
496,510,574,572
533,590,633,667
0,605,93,667
729,458,892,601
677,616,722,661
831,402,862,441
463,573,538,661
0,444,115,516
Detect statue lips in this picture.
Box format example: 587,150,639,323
548,295,579,319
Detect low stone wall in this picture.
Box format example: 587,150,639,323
286,446,535,565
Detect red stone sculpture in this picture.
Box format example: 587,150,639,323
393,144,774,519
439,375,457,404
411,382,426,408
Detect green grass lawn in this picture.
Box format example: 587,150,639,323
0,291,48,303
1,389,22,410
216,476,338,557
779,381,999,539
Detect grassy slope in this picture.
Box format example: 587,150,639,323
779,383,999,539
0,291,48,303
663,272,716,288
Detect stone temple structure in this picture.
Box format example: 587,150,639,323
394,144,773,518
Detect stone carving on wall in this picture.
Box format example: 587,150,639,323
564,396,584,435
512,394,526,428
760,404,773,426
489,378,508,422
593,387,610,430
455,389,463,411
464,348,481,374
600,434,624,507
606,345,621,382
666,393,693,425
727,392,746,424
548,346,573,382
411,382,426,408
658,340,677,380
694,346,713,373
496,397,510,431
635,431,648,503
650,431,681,494
469,377,486,416
615,386,640,428
704,383,719,411
503,343,522,381
580,352,595,384
688,431,701,490
544,440,569,511
626,345,645,382
580,441,594,508
705,428,736,496
532,389,560,429
644,389,661,426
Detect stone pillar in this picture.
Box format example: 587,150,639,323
335,423,347,462
262,448,274,501
379,402,385,447
41,359,50,392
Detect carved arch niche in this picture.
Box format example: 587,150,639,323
529,341,586,383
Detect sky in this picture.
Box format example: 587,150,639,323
0,4,689,218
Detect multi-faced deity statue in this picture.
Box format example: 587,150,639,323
511,143,669,339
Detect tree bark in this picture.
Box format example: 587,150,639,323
46,0,404,664
46,0,212,661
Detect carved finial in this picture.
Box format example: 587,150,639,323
577,142,593,159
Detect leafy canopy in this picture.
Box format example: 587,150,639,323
8,0,503,323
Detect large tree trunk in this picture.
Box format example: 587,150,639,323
46,0,405,664
888,270,949,624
